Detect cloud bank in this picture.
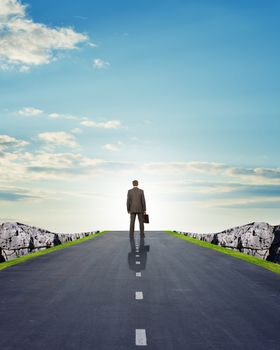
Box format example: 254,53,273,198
1,131,280,209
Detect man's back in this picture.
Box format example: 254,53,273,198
127,187,146,213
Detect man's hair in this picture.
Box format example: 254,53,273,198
132,180,138,186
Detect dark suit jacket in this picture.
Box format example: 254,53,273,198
127,187,146,213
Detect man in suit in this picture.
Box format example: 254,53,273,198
127,180,146,236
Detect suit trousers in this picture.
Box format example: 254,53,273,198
130,213,144,235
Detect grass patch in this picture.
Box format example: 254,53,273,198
165,230,280,275
0,230,109,271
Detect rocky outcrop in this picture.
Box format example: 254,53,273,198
0,222,99,262
267,225,280,264
176,222,280,264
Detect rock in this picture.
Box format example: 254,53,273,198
0,222,98,262
0,247,5,263
176,222,280,264
267,226,280,264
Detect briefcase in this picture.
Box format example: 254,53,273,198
143,214,149,224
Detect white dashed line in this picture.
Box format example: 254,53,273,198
135,291,143,300
136,261,140,264
136,272,141,277
135,329,147,346
136,254,140,257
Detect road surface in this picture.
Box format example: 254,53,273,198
0,231,280,349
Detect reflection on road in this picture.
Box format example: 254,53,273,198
128,235,150,271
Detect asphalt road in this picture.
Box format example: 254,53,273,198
0,231,280,350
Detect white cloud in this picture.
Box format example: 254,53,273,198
19,64,30,72
16,108,121,131
48,113,80,120
0,0,89,71
192,195,280,209
80,120,97,127
26,152,104,170
0,149,108,181
103,142,122,152
71,128,83,134
93,58,110,69
142,161,227,175
88,42,97,48
38,131,79,148
17,106,43,116
142,161,280,185
81,119,121,129
0,0,25,17
0,134,29,150
0,184,44,202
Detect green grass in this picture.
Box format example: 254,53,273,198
165,230,280,275
0,230,109,271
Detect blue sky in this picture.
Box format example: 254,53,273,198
0,0,280,232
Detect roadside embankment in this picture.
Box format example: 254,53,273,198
0,222,100,262
174,222,280,264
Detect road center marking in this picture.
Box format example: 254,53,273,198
136,272,141,277
136,254,140,257
135,291,143,300
135,329,147,346
136,261,140,264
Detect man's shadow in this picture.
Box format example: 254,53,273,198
128,235,150,271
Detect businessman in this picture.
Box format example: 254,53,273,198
127,180,146,236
